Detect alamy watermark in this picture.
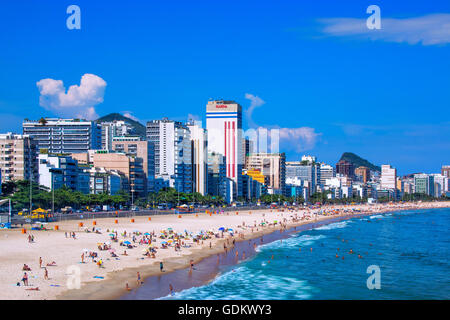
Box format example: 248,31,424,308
66,5,81,30
366,5,381,30
66,265,81,289
366,265,381,290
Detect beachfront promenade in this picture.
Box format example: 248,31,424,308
1,201,449,300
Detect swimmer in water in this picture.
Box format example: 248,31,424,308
169,284,174,295
336,254,339,258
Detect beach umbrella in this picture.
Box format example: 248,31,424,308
124,241,131,245
109,233,115,237
218,227,225,231
144,232,150,236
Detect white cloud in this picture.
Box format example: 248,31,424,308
278,127,321,152
36,73,107,120
319,14,450,45
244,93,265,128
122,111,140,122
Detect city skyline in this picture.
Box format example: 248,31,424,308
0,1,449,175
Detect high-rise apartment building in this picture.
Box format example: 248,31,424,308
207,152,229,202
381,164,397,189
146,118,192,193
23,118,101,153
38,153,89,194
187,122,208,195
414,174,434,196
286,161,319,196
0,133,38,183
246,153,286,195
355,166,371,184
89,151,146,197
100,120,136,151
335,160,354,178
112,137,154,193
319,163,335,186
430,174,447,197
442,165,450,178
206,100,243,198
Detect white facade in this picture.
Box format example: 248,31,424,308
187,122,208,195
146,119,192,193
431,174,448,196
319,163,335,185
381,164,397,189
206,100,243,197
23,118,101,153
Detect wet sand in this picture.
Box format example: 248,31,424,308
122,215,354,300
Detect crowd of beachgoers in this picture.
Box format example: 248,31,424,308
0,201,449,300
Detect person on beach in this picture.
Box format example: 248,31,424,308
169,284,174,296
190,260,194,271
81,253,84,263
39,257,42,268
160,262,164,272
22,272,28,286
137,272,141,285
44,267,48,280
126,283,131,291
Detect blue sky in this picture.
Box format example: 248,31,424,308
0,0,449,175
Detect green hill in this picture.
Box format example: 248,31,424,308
339,152,381,172
96,113,146,138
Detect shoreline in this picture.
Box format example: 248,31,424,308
56,202,450,300
1,201,448,300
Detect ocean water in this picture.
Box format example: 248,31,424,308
162,208,450,300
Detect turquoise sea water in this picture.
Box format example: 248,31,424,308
162,208,450,300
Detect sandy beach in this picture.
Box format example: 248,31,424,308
1,201,449,300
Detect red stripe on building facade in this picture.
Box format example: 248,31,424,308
232,121,235,178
